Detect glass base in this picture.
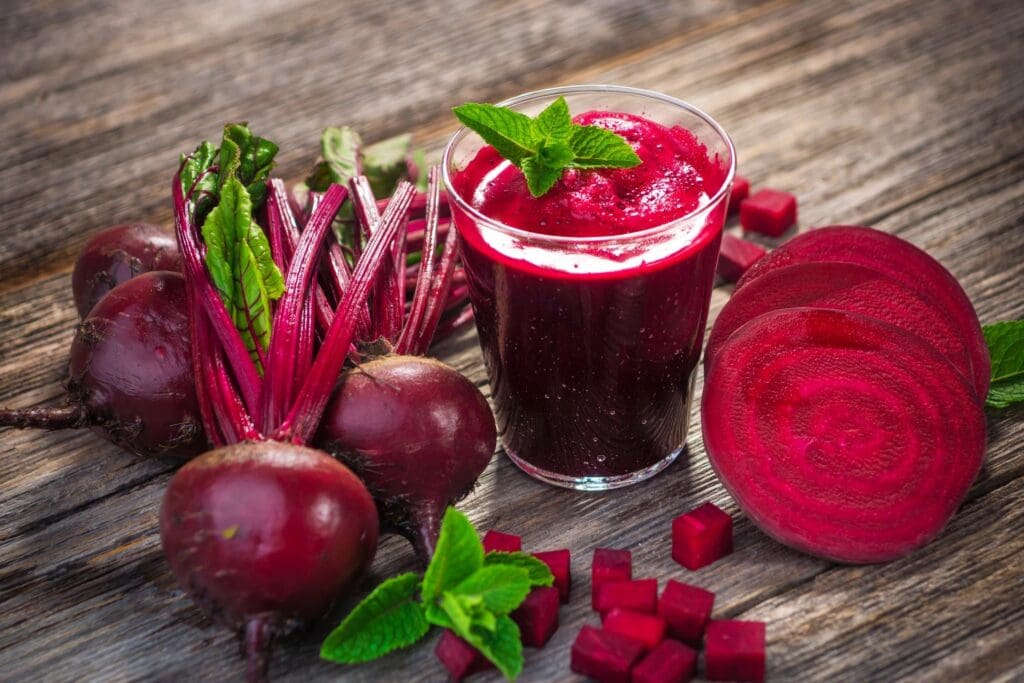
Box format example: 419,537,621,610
504,444,684,491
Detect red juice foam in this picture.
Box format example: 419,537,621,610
451,110,728,485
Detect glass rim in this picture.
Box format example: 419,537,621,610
441,84,737,246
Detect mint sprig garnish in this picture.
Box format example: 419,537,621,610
983,320,1024,408
453,96,641,197
321,507,554,680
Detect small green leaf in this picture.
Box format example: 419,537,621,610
459,614,524,681
422,508,485,604
307,126,363,192
364,133,412,197
180,141,219,220
453,103,538,165
521,156,562,198
450,565,531,615
568,124,641,169
423,602,453,629
533,96,573,142
220,123,278,207
320,573,429,664
483,552,555,588
983,320,1024,408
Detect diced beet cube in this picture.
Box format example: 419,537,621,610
740,188,797,237
602,608,667,650
595,579,658,615
658,580,715,645
533,549,572,603
592,548,632,608
631,639,698,683
482,530,521,553
511,586,560,648
435,630,493,681
728,175,750,215
705,620,766,683
672,502,733,570
717,233,767,283
571,625,646,683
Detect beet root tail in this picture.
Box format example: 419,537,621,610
0,405,88,431
244,617,275,683
409,502,442,566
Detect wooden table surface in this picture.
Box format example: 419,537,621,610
1,0,1022,681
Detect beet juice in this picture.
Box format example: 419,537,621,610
444,86,734,489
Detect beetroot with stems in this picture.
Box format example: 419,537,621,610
0,271,204,459
658,580,715,645
595,579,659,615
631,639,697,683
702,307,986,563
704,620,766,683
734,225,990,396
533,549,571,603
704,261,978,391
483,529,522,553
592,548,632,608
72,222,181,318
602,608,667,650
672,502,733,570
511,586,560,647
571,625,646,683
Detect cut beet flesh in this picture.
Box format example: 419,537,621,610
595,579,658,615
435,630,492,681
734,225,989,396
533,549,572,603
511,586,560,647
602,608,667,650
704,261,976,390
740,189,796,237
705,620,766,682
701,308,987,563
483,530,522,553
631,639,698,683
717,233,767,283
672,502,733,570
571,625,646,683
658,580,715,645
728,176,750,215
592,548,632,609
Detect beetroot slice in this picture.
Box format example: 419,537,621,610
704,262,977,392
734,225,989,396
701,308,986,563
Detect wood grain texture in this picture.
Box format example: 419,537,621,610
0,0,1022,681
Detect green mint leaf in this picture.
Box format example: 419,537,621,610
423,602,453,629
483,552,555,588
453,103,538,165
422,507,485,604
521,156,562,198
568,124,641,169
449,565,531,615
459,614,524,681
219,123,278,208
439,591,475,635
364,133,412,198
983,320,1024,408
306,126,362,192
320,573,428,664
533,96,573,142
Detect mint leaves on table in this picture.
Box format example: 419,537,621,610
983,320,1024,408
321,507,553,681
453,96,641,197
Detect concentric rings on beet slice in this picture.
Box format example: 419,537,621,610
733,225,989,397
704,261,976,390
701,307,986,564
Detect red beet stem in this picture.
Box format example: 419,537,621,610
0,405,88,430
395,168,442,354
196,307,257,444
351,177,406,342
410,215,460,355
261,184,347,434
172,173,262,415
275,181,416,444
433,306,475,342
244,617,274,683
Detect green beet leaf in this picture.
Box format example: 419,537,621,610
364,133,412,198
320,573,429,664
983,320,1024,408
306,126,362,192
219,123,278,208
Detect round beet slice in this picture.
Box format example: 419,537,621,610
704,262,976,391
734,226,989,396
701,307,986,564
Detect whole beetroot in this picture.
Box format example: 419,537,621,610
71,223,182,318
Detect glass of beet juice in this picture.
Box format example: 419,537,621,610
443,85,735,490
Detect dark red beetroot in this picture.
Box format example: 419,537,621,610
702,308,987,563
704,261,978,392
72,223,181,318
0,271,204,459
631,639,697,683
734,225,990,396
592,548,632,609
716,233,766,283
739,189,796,237
571,625,646,683
533,549,571,603
672,502,733,570
435,630,493,680
602,608,667,650
594,579,659,615
704,620,766,683
658,580,715,645
483,530,522,553
315,355,496,563
511,585,561,647
160,442,378,681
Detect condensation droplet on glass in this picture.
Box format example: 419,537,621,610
596,454,606,463
592,437,598,443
